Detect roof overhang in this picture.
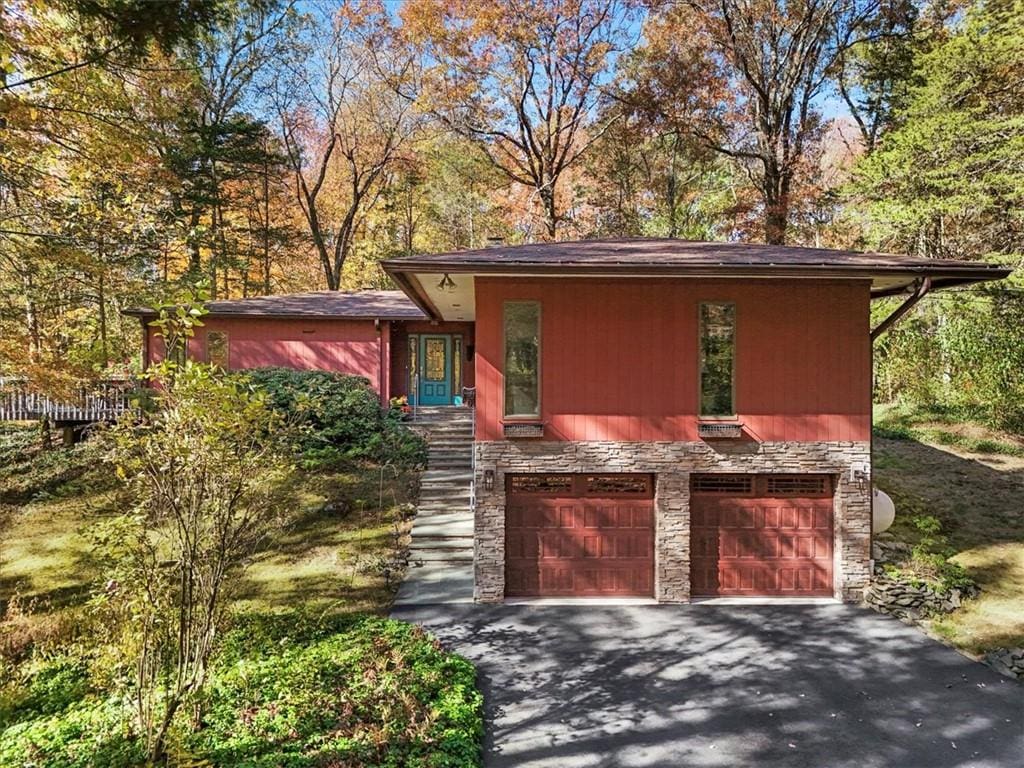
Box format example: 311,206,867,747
122,309,422,321
382,260,1012,321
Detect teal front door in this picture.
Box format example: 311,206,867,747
417,334,452,405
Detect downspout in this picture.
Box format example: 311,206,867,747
870,277,931,341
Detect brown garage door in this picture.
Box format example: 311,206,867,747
690,474,834,597
506,474,654,597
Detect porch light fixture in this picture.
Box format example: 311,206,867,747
483,469,495,492
437,273,457,293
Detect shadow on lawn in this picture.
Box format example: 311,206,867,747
873,436,1024,550
395,603,1022,768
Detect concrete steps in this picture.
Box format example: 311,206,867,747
396,407,476,605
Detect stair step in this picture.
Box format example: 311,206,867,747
419,475,471,487
408,550,474,563
409,540,474,551
411,511,473,524
410,529,473,541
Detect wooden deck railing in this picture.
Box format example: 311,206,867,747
0,377,138,423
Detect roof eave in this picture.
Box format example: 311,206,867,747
120,309,425,321
382,261,1012,307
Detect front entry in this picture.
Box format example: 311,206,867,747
414,334,453,405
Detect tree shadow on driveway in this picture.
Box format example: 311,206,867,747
392,603,1023,768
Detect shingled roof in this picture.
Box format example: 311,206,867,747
125,289,425,320
383,237,1008,279
379,237,1011,320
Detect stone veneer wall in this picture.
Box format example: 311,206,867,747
473,440,872,603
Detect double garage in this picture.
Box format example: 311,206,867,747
504,472,836,599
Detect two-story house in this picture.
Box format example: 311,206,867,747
130,238,1010,603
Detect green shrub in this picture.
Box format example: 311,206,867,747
243,369,426,470
907,515,978,596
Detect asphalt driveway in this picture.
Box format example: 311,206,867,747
392,603,1023,768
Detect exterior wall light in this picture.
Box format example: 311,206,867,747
438,273,457,293
483,468,495,492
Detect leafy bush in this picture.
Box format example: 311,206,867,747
243,368,426,469
872,286,1024,434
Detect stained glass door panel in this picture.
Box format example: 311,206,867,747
417,335,451,405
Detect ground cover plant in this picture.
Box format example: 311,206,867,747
0,613,482,768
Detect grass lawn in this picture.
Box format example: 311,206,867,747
0,424,417,623
873,404,1024,656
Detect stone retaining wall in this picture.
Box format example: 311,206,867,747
473,440,872,603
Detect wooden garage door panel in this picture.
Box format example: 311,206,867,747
506,475,654,598
691,488,834,597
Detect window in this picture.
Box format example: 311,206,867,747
504,301,540,418
425,338,446,381
207,331,229,369
453,336,462,392
408,335,418,396
699,302,735,416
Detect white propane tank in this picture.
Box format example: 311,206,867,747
873,488,896,534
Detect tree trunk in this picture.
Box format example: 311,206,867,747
666,135,678,238
762,165,789,245
538,184,557,240
262,157,271,294
23,273,41,361
98,270,109,367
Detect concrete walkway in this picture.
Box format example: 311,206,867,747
392,603,1024,768
395,407,475,605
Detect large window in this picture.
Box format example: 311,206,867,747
699,302,735,416
207,331,229,369
504,302,540,418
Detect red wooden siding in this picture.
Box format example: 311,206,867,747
146,316,383,390
474,277,872,443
